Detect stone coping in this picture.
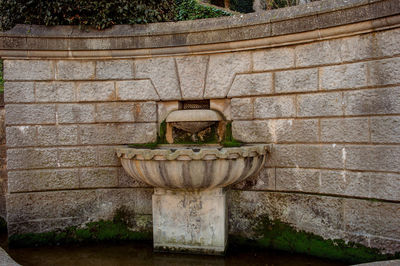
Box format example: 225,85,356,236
0,0,399,58
116,144,269,161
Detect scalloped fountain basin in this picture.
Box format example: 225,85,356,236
116,144,268,190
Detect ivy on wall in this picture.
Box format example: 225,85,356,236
176,0,231,21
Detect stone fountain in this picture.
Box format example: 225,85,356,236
116,100,268,255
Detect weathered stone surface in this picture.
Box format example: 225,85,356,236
134,58,180,100
253,47,295,71
5,104,55,125
295,39,342,67
96,60,133,80
233,166,275,191
176,56,208,100
228,73,273,97
368,172,400,201
58,147,97,167
345,145,400,172
297,92,343,117
254,96,296,118
375,27,400,57
96,102,156,123
371,116,400,143
275,168,320,193
231,98,253,120
36,82,75,102
320,62,367,90
37,125,79,146
97,146,121,167
56,61,95,80
7,148,58,170
77,81,115,102
8,169,80,192
116,80,159,101
4,82,35,103
57,103,95,123
118,167,150,188
275,68,318,93
6,126,37,147
210,99,231,121
319,170,370,198
4,60,54,81
321,117,369,143
344,87,400,115
368,58,400,86
204,52,251,98
80,168,119,188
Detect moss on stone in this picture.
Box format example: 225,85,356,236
230,216,400,264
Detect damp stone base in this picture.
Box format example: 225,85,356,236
152,188,227,255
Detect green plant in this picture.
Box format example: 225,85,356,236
176,0,231,21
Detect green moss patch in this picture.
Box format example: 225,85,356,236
230,216,400,264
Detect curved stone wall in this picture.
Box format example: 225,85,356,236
0,0,399,254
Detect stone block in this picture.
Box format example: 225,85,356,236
56,60,95,80
77,81,115,102
253,47,295,71
344,87,400,115
116,80,159,101
4,60,54,81
176,56,208,100
80,168,119,188
37,125,79,146
297,92,343,117
7,148,58,170
8,169,80,192
233,166,275,191
228,73,273,97
36,82,76,102
57,103,95,123
375,27,400,57
97,146,121,167
254,96,296,119
320,117,369,143
96,60,133,80
319,170,369,198
6,126,37,147
231,98,253,120
5,104,56,125
368,58,400,86
134,57,180,100
210,99,231,121
345,145,400,172
118,167,150,188
96,102,156,123
371,116,400,143
275,68,318,93
295,39,342,67
58,147,97,167
4,82,35,103
275,168,320,193
204,52,251,98
320,62,367,90
368,172,400,201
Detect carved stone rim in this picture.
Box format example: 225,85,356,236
116,144,269,161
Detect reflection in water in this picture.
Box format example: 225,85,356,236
3,241,345,266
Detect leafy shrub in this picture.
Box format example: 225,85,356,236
176,0,231,21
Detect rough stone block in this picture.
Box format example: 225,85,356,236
228,73,273,97
297,92,343,117
37,125,78,146
5,104,56,125
176,56,208,100
7,148,58,170
96,60,133,80
134,57,180,100
8,169,80,192
77,81,115,102
254,96,296,118
57,103,95,124
368,172,400,201
371,116,400,143
56,61,95,80
253,47,295,71
344,87,400,115
295,40,342,67
4,82,35,103
58,147,97,167
204,52,251,98
321,117,369,143
320,62,367,90
36,82,75,102
231,98,253,120
4,60,54,81
80,168,119,188
368,58,400,86
118,167,150,188
97,146,121,167
375,27,400,57
116,80,159,101
134,102,157,122
233,166,275,191
345,145,400,172
275,168,320,193
6,126,37,147
96,102,156,123
275,68,318,93
319,170,369,198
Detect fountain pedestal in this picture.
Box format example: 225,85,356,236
153,188,227,254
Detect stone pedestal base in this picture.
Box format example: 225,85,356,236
152,188,227,255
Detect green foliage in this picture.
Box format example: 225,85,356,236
230,0,254,13
175,0,231,21
0,60,3,93
221,122,242,147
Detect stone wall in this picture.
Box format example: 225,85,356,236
0,0,399,254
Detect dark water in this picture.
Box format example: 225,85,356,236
2,241,346,266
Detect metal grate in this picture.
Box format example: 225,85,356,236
181,100,210,110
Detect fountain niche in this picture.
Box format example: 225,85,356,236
116,100,268,255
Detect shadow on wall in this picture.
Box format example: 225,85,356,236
0,60,5,220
